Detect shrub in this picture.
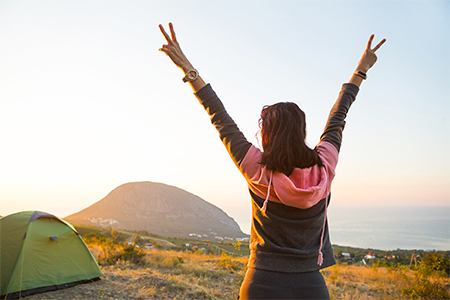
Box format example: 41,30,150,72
401,274,450,299
94,231,147,266
97,243,146,266
83,232,112,246
417,253,450,277
376,260,391,268
217,252,245,272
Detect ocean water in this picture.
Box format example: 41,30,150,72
327,206,450,250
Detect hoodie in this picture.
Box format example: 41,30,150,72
195,83,359,273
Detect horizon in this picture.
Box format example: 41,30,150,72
2,179,449,251
1,1,449,249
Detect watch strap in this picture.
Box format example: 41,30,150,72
354,70,367,80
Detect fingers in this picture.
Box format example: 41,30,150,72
372,38,386,52
367,34,386,52
159,23,178,44
159,24,172,44
367,34,374,50
169,22,177,43
159,44,168,53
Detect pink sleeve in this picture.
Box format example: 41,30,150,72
316,141,339,179
239,145,263,181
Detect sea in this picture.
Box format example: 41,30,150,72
235,206,450,251
327,206,449,251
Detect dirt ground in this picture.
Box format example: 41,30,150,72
23,265,231,300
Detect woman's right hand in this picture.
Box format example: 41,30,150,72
349,34,386,87
159,23,193,72
356,34,386,73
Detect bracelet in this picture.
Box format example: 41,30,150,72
354,70,367,80
182,69,199,83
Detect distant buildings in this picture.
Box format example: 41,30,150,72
86,217,119,226
342,253,351,260
235,237,250,241
364,253,376,259
187,231,249,242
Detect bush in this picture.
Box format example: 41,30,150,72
401,274,450,299
93,231,147,266
417,253,450,277
217,252,245,272
97,243,146,266
377,260,391,268
399,253,450,300
84,232,112,246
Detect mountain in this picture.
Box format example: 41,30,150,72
65,182,247,239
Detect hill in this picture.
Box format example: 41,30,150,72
24,245,450,300
65,181,247,239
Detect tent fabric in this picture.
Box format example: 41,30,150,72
4,278,102,300
28,211,58,224
0,211,103,299
27,211,77,232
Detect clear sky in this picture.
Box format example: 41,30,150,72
1,0,449,234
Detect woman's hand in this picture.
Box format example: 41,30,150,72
159,22,206,92
159,23,193,72
349,34,386,87
356,34,386,73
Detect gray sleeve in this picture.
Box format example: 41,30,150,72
195,84,252,167
320,83,359,152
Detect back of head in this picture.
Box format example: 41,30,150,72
259,102,321,176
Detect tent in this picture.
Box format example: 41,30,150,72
0,211,103,299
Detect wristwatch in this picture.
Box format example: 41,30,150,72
182,69,199,83
354,70,367,80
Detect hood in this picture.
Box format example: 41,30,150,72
240,141,338,209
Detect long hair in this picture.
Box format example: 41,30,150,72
259,102,321,176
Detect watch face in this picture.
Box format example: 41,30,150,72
183,69,198,82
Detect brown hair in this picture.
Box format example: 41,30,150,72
259,102,321,176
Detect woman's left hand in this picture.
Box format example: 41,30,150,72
159,23,192,72
357,34,386,73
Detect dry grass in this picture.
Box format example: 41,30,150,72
27,238,447,300
104,247,449,300
323,263,450,300
324,264,408,299
88,244,247,299
140,250,247,299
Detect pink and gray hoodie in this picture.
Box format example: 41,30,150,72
195,83,359,273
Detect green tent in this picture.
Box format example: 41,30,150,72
0,211,103,299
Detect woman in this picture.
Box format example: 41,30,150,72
159,23,385,300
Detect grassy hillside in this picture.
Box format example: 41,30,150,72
25,243,450,299
74,224,250,256
42,224,447,300
74,224,449,263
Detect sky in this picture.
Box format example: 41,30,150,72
1,0,449,235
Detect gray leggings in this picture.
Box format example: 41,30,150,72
239,268,330,300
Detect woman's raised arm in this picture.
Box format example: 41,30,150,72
158,22,252,168
159,23,207,92
320,35,386,152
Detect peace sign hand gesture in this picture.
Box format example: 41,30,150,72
357,34,386,73
158,23,206,91
159,23,192,72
